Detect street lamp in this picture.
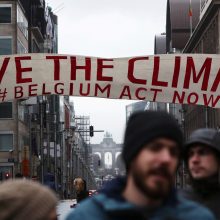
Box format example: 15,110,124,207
38,96,47,183
19,100,34,179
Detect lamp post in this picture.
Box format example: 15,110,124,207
19,100,33,179
27,105,33,179
39,96,46,184
45,103,50,173
53,113,58,191
179,107,187,188
58,121,65,198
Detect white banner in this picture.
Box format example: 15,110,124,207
0,53,220,107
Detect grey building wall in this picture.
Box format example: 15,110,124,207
183,0,220,139
154,33,166,54
166,0,201,53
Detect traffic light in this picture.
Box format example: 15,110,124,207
89,125,94,137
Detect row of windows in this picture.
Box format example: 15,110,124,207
0,102,13,151
0,4,28,36
1,5,17,153
0,102,29,121
0,102,27,151
0,3,28,55
0,5,27,152
0,37,28,55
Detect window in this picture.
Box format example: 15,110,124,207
0,5,11,23
0,37,12,55
17,6,28,39
0,102,13,119
0,133,13,151
18,104,27,122
17,39,27,54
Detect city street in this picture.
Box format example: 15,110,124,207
57,200,76,220
1,0,220,219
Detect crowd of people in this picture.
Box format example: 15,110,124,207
0,110,220,220
66,111,220,220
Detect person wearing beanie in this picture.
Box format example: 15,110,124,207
182,128,220,219
0,179,58,220
66,111,215,220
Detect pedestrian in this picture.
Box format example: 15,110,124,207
74,177,89,203
182,128,220,219
66,111,215,220
0,179,58,220
70,177,89,208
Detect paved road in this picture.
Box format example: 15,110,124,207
57,200,76,220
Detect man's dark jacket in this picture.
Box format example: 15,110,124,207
76,190,89,203
181,176,220,219
66,177,215,220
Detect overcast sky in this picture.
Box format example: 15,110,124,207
48,0,167,144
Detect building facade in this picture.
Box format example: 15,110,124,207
0,0,60,183
154,0,220,187
0,0,29,181
166,0,202,53
0,1,96,197
183,0,220,139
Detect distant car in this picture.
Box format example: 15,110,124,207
88,190,98,197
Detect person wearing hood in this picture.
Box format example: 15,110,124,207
74,177,89,203
182,128,220,219
66,111,215,220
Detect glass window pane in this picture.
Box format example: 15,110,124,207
17,6,28,39
0,38,12,55
0,102,12,118
17,39,27,54
0,7,11,23
0,134,13,151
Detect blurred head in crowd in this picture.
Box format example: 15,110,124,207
74,177,85,193
73,177,89,204
184,128,220,180
122,111,183,200
0,179,58,220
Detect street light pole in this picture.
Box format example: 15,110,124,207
59,122,65,198
54,114,57,191
28,106,33,179
46,105,50,172
39,99,44,184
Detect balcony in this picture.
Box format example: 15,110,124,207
31,27,44,43
200,0,212,19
